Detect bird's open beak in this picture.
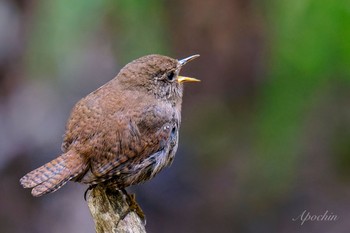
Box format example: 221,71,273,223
178,54,200,66
177,54,200,83
177,76,201,83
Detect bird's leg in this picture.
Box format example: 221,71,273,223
120,188,146,224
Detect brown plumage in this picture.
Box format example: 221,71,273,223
20,54,199,197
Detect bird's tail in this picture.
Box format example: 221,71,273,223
20,150,85,197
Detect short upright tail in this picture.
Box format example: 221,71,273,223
20,150,85,197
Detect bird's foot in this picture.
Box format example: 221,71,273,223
84,184,97,201
120,189,146,225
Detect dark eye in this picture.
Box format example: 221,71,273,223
167,71,175,81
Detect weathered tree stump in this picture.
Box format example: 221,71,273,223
87,185,146,233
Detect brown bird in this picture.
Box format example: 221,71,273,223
20,54,200,197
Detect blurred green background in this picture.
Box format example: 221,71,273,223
1,0,350,232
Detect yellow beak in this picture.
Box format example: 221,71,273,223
177,54,200,83
177,76,201,83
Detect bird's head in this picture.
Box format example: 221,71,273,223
117,54,200,103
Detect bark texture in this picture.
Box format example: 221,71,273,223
87,185,146,233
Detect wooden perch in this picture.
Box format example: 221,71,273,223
87,185,146,233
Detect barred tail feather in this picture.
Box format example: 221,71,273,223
20,150,85,197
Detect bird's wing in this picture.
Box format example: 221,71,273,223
90,119,174,178
83,104,176,183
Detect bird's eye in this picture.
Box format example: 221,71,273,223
167,71,175,81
